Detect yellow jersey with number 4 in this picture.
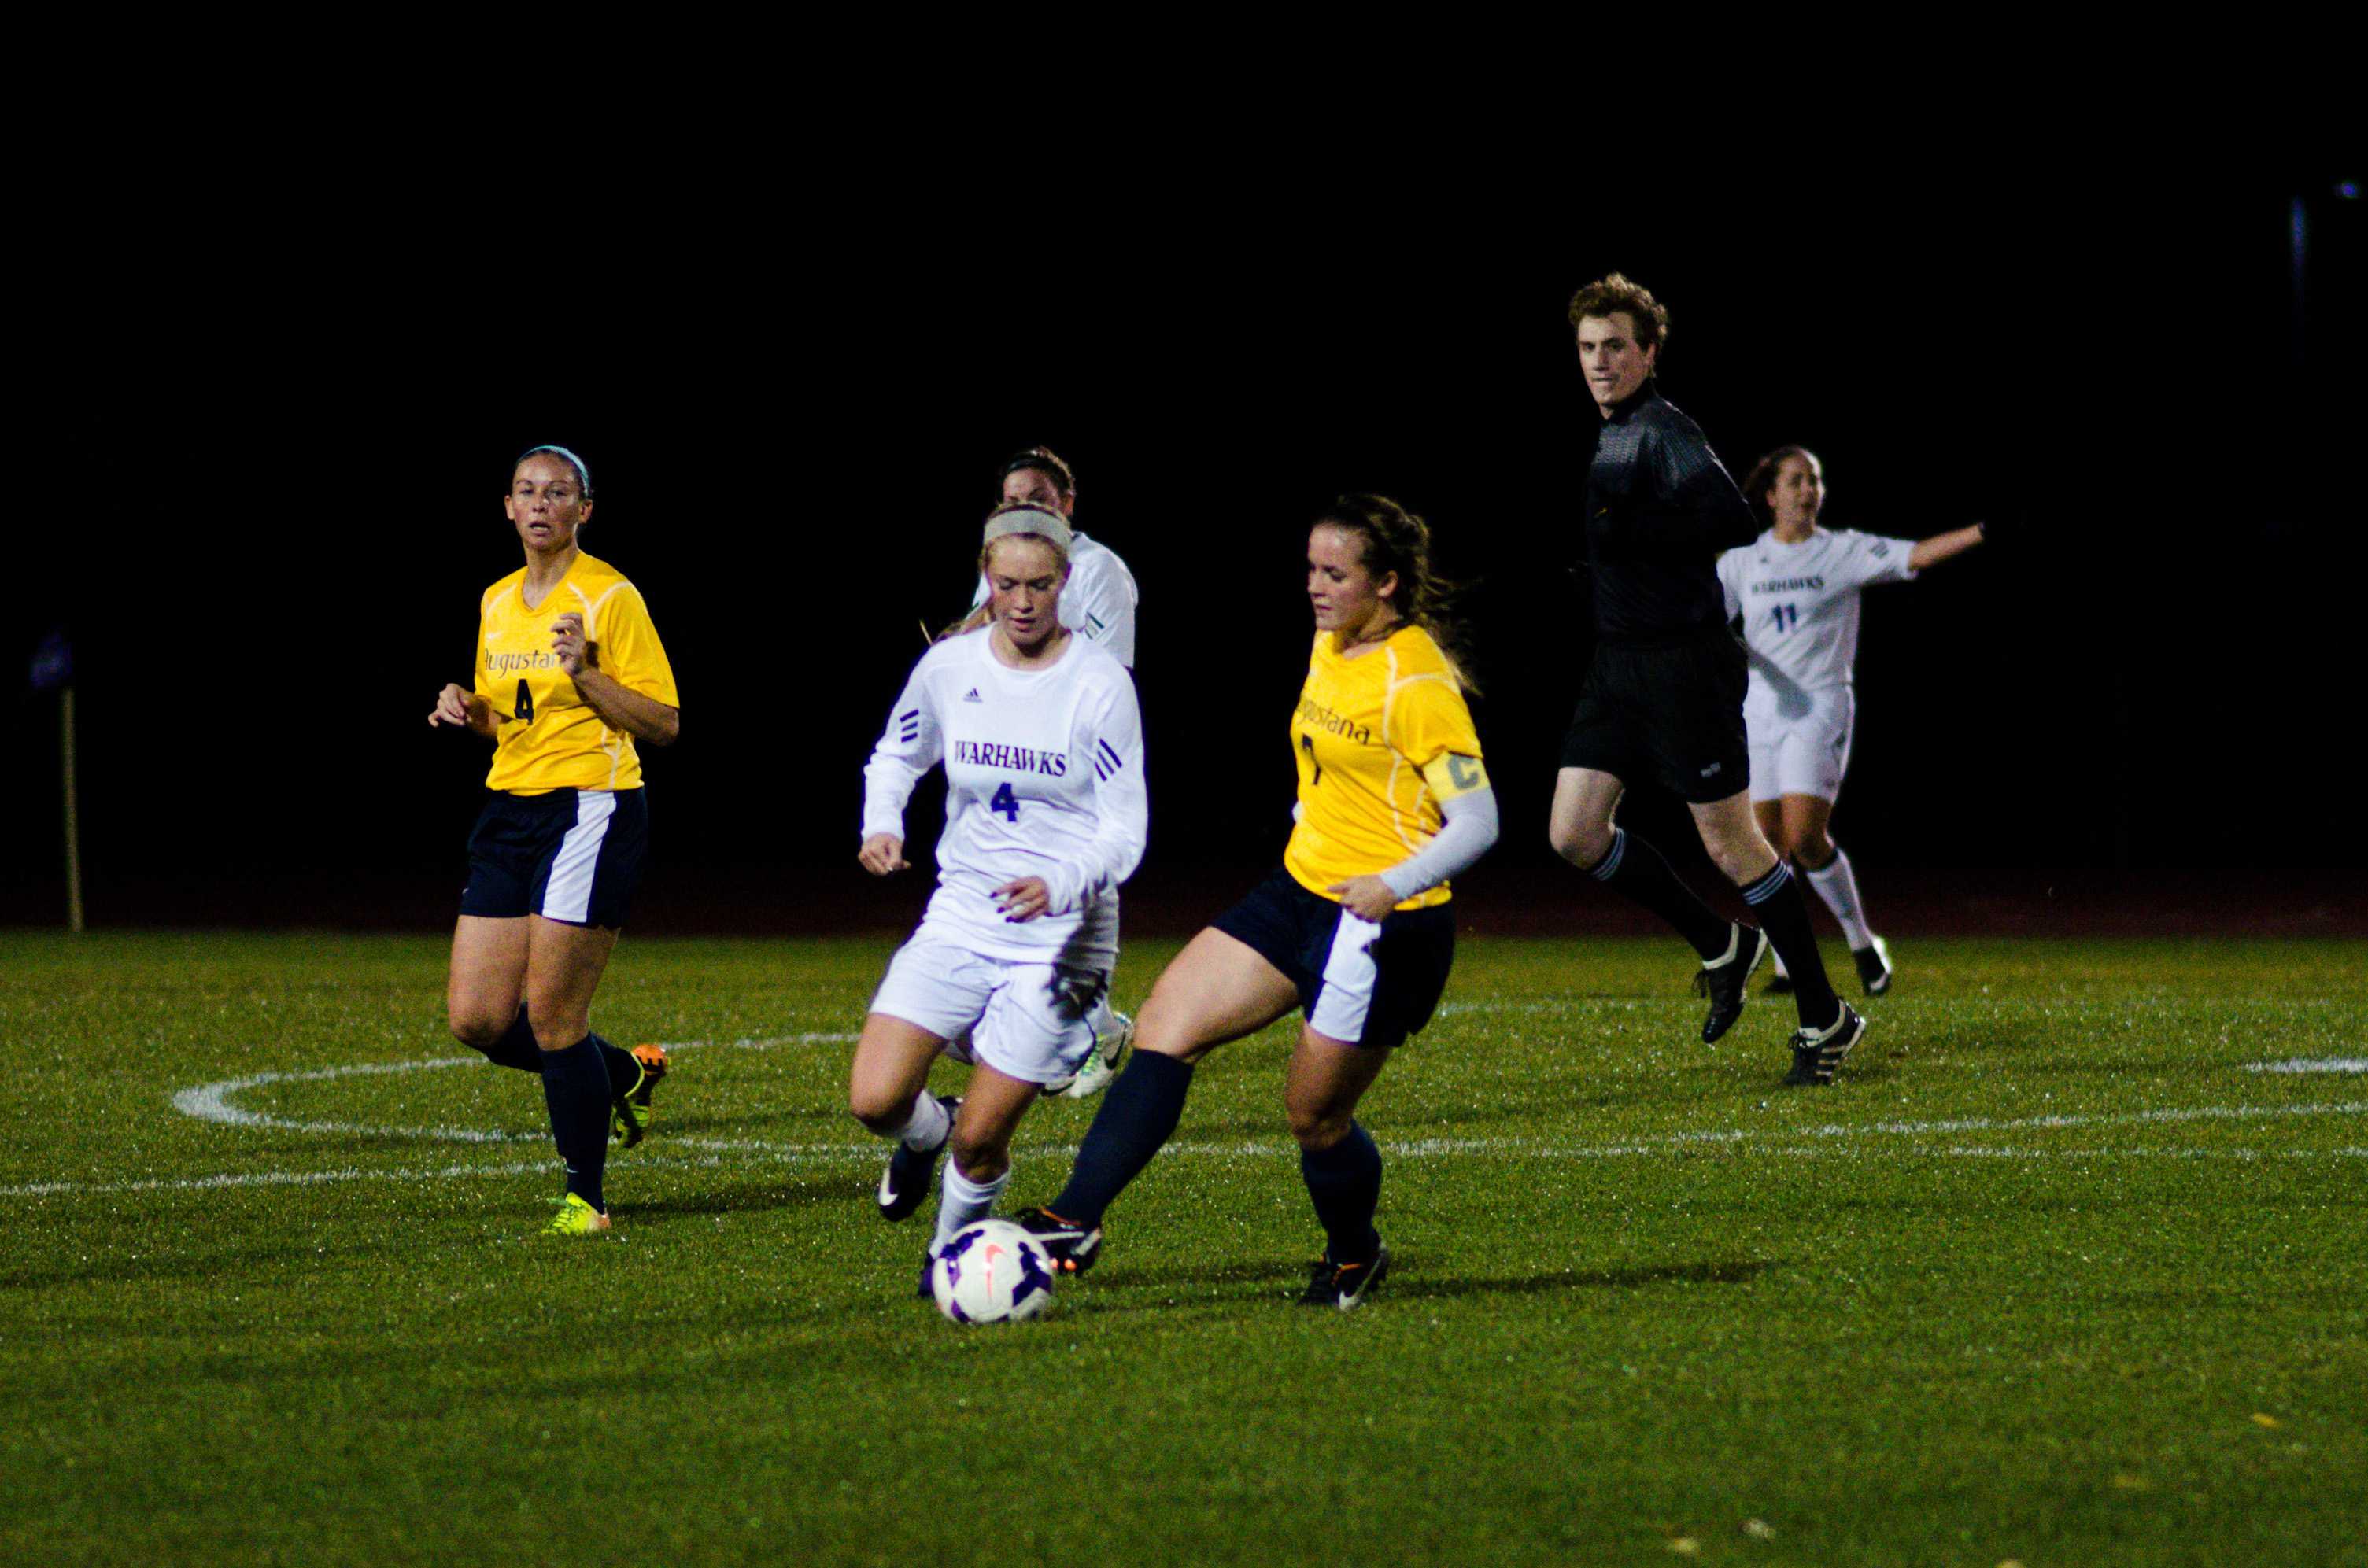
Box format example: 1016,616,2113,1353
1284,625,1485,911
473,552,679,795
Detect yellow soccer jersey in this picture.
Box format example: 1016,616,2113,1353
473,552,679,794
1284,625,1487,911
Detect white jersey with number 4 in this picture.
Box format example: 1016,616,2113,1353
1719,528,1916,721
970,529,1140,669
863,628,1147,965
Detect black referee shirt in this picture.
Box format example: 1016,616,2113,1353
1581,382,1761,645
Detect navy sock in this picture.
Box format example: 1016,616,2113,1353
467,1005,545,1073
589,1033,641,1098
468,1013,637,1098
1049,1051,1194,1227
1739,862,1841,1028
1587,828,1731,960
1299,1121,1383,1266
539,1034,611,1212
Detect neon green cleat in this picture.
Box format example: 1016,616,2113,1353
610,1043,671,1147
542,1193,612,1237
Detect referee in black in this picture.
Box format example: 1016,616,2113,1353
1546,273,1865,1086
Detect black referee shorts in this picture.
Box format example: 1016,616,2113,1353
1210,868,1455,1052
459,787,649,929
1560,633,1750,804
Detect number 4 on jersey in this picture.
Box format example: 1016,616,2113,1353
989,782,1020,822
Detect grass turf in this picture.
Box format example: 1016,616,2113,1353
2,930,2363,1566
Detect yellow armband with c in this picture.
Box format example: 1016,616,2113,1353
1420,752,1488,802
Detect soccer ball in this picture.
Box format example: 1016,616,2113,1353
929,1220,1057,1325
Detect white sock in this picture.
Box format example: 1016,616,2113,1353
1805,847,1874,950
932,1159,1010,1252
888,1091,951,1152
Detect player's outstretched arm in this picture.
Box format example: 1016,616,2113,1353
1909,524,1987,573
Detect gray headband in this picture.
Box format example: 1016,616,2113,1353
522,445,592,496
981,503,1071,555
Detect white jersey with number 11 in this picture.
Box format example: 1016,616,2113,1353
1719,527,1917,719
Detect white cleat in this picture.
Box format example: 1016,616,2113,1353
1051,1010,1133,1100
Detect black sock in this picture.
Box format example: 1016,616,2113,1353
467,1005,545,1073
540,1034,611,1212
1586,828,1731,959
1300,1121,1383,1266
589,1033,641,1098
1738,862,1840,1028
1049,1051,1194,1227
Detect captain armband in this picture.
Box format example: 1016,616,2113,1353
1420,752,1489,802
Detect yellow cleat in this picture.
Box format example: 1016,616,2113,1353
542,1193,612,1237
610,1043,671,1147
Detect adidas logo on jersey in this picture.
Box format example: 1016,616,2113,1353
963,688,983,703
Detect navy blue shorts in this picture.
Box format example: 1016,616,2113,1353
1560,632,1751,803
1210,868,1455,1052
459,788,648,929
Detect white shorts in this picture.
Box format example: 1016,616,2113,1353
1747,688,1855,803
869,926,1110,1086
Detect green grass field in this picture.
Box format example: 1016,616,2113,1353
3,930,2363,1566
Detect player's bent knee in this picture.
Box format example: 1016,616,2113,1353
1290,1114,1354,1152
948,1132,1011,1182
1549,819,1613,869
448,1012,509,1050
1131,991,1221,1064
1286,1099,1356,1150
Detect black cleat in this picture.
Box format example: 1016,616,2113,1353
1853,936,1893,997
1300,1245,1391,1311
1762,972,1796,996
918,1252,938,1300
1694,924,1770,1043
1784,1003,1867,1086
877,1094,959,1223
1012,1205,1102,1276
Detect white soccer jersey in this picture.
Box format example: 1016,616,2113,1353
863,628,1147,965
969,529,1140,668
1719,528,1917,718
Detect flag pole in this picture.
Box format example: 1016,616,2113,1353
61,685,83,933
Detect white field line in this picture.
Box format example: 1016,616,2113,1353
19,1134,2368,1204
168,1034,858,1144
50,1032,2359,1208
11,1045,2345,1204
2247,1057,2368,1075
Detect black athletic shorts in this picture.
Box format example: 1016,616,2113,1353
1559,633,1750,804
459,787,649,929
1210,868,1455,1052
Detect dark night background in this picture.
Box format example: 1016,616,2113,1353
8,157,2360,935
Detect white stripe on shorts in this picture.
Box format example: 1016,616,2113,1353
543,791,618,924
1308,911,1385,1044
